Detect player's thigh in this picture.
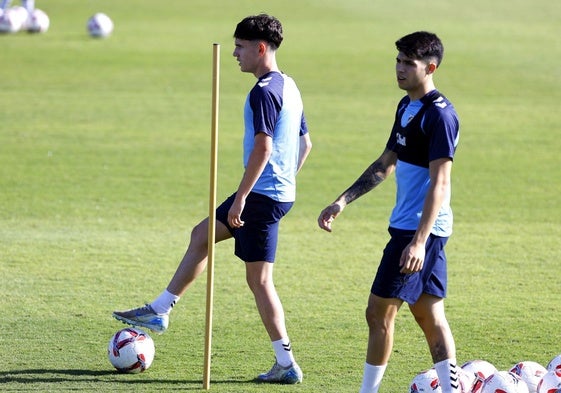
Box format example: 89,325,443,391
366,294,403,323
408,293,446,322
245,261,273,287
191,217,232,244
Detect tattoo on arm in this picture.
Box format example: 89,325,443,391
343,160,387,205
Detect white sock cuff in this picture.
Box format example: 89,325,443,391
434,358,457,368
272,337,294,367
359,363,387,393
150,289,180,315
434,359,459,393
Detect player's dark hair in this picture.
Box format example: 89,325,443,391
234,14,283,50
395,31,444,67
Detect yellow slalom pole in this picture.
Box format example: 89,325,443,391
203,43,220,390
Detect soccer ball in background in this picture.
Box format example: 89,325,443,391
409,368,442,393
87,12,113,38
0,9,19,33
510,361,548,393
8,5,28,27
108,328,155,373
481,371,529,393
26,8,49,33
547,355,561,372
0,6,26,33
0,5,49,34
537,370,561,393
462,360,499,393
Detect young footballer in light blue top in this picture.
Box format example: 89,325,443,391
318,31,460,393
113,14,312,384
243,71,307,203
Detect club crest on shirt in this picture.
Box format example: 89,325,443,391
396,132,406,146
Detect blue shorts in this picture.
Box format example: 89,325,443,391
371,227,449,304
216,192,293,263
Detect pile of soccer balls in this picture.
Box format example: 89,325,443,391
0,3,113,37
409,356,561,393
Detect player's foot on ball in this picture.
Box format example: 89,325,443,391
256,361,303,384
112,304,169,334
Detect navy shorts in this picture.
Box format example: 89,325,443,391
216,192,293,263
371,227,449,304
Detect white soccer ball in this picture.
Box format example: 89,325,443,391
510,361,548,393
537,370,561,393
108,327,155,373
87,12,113,38
26,8,49,33
457,367,477,393
0,6,26,33
481,371,529,393
410,368,442,393
462,360,499,393
547,355,561,373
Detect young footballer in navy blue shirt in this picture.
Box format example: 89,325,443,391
114,14,312,384
318,31,460,393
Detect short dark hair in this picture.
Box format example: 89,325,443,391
395,31,444,67
234,14,283,50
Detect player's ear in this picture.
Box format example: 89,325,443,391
427,62,437,74
258,41,267,56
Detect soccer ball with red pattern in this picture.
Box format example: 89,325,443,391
462,360,498,393
108,328,155,373
457,367,476,393
537,370,561,393
547,356,561,373
509,361,547,393
409,368,442,392
481,371,529,393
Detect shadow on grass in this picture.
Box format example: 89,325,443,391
0,369,252,389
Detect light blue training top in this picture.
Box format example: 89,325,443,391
243,71,308,202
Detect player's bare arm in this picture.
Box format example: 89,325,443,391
297,133,312,173
399,157,452,273
318,148,397,232
340,149,397,205
229,132,272,228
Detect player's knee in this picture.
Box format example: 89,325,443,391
365,305,388,331
189,222,208,248
412,311,426,325
246,270,268,289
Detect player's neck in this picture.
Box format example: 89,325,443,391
254,58,279,78
407,81,436,101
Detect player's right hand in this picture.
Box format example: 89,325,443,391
317,203,343,232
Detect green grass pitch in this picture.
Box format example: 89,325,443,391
1,0,560,391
